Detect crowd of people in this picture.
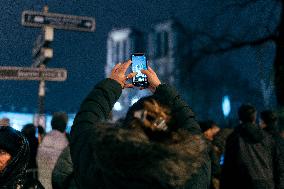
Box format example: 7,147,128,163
0,59,284,189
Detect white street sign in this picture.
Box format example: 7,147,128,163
0,66,67,81
22,10,96,32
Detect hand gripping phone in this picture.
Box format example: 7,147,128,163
131,53,149,87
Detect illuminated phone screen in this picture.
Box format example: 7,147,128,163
131,54,148,86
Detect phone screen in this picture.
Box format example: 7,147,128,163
131,54,148,87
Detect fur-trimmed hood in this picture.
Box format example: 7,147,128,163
90,124,208,188
0,126,29,188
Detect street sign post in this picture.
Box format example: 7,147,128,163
32,48,53,67
19,6,95,129
22,10,96,32
0,66,67,81
32,26,54,58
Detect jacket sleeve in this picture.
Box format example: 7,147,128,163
70,78,122,188
154,84,201,134
274,138,284,189
220,133,239,189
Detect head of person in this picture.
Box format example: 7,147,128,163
238,104,257,124
0,126,29,187
124,97,173,140
51,112,68,133
21,123,36,138
260,110,278,132
199,120,220,141
0,118,10,127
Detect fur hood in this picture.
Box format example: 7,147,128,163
90,124,208,188
0,126,29,188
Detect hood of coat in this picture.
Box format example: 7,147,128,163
90,123,208,188
0,126,29,187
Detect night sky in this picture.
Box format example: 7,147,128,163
0,0,281,116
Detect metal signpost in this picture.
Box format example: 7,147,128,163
21,6,95,128
1,5,96,129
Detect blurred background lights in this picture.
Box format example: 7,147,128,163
222,95,231,117
131,97,139,105
113,102,123,111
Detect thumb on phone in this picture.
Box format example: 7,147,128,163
141,68,161,93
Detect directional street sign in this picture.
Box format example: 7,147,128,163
0,66,67,81
22,10,96,32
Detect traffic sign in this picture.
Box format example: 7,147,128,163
22,10,95,32
0,66,67,81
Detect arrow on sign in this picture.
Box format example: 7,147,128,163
0,66,67,81
22,10,96,32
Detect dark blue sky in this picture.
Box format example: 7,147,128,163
0,0,281,114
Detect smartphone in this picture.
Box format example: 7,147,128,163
131,53,149,87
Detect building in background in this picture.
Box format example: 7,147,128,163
106,20,276,126
147,20,188,94
106,28,147,119
106,20,187,120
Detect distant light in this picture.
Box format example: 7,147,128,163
110,29,131,41
222,96,231,117
34,16,44,23
114,102,123,111
131,97,139,105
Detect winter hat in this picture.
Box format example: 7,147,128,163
0,126,22,157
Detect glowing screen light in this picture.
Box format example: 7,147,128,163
222,95,231,117
131,97,139,105
113,102,123,111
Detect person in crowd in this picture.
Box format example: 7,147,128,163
21,124,39,180
259,110,284,188
220,104,278,189
199,120,220,141
0,117,10,127
210,128,233,189
260,110,279,136
276,108,284,188
37,125,46,144
199,120,221,189
70,60,211,189
52,145,76,189
37,112,69,189
0,126,29,188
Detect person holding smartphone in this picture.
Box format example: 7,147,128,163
70,59,210,189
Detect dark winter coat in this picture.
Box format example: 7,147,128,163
220,123,277,189
274,136,284,189
70,78,210,189
52,146,77,189
0,126,29,188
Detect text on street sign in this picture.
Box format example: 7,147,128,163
0,66,67,81
22,10,95,32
